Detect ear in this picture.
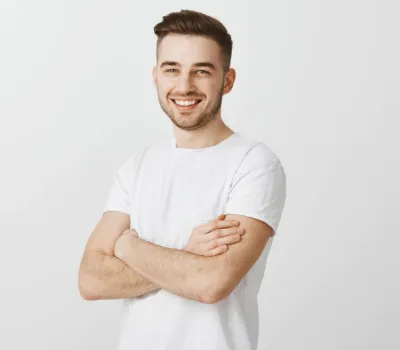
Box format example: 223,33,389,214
152,66,157,88
222,68,236,95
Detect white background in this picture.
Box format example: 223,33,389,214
1,1,399,349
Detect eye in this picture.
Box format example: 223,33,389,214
196,70,210,75
165,69,177,73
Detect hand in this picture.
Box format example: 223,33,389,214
184,214,245,257
114,229,139,259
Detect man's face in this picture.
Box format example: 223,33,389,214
153,34,235,131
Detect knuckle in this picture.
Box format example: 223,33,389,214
227,235,238,243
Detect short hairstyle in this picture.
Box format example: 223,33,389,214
154,9,233,72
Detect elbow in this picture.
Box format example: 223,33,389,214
196,277,233,304
199,293,224,304
78,251,104,301
78,271,99,301
79,288,99,301
199,288,230,304
79,281,99,301
187,262,237,304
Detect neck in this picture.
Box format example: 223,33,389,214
173,118,235,149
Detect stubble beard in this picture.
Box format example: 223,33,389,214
157,86,224,131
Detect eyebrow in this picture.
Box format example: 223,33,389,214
160,61,216,70
193,62,216,70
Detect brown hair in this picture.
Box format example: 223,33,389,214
154,9,233,72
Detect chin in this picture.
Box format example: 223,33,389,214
175,114,211,130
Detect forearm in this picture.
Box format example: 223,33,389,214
79,250,160,300
118,237,222,303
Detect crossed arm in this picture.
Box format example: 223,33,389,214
79,211,274,303
113,214,274,304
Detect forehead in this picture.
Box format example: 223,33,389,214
157,34,222,68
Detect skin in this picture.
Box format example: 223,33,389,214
78,212,243,301
113,34,275,303
79,33,274,304
152,33,237,149
114,214,273,303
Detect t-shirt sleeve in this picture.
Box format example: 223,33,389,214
103,154,136,215
224,144,287,235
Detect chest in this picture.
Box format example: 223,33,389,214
129,153,235,249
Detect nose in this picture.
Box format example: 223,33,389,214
175,72,193,93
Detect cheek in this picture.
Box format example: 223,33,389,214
199,80,219,96
158,80,175,96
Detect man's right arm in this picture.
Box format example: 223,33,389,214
78,211,243,300
78,211,160,300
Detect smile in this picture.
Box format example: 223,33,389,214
171,99,202,110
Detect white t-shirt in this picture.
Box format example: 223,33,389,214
103,132,286,350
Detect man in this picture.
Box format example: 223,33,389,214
79,9,286,350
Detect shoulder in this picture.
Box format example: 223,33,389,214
232,133,284,174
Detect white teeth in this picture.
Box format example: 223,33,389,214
175,100,197,106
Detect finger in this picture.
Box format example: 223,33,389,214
213,234,242,246
204,245,228,257
200,219,240,235
204,233,241,252
203,227,244,242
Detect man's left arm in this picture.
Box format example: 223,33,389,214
114,214,273,304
